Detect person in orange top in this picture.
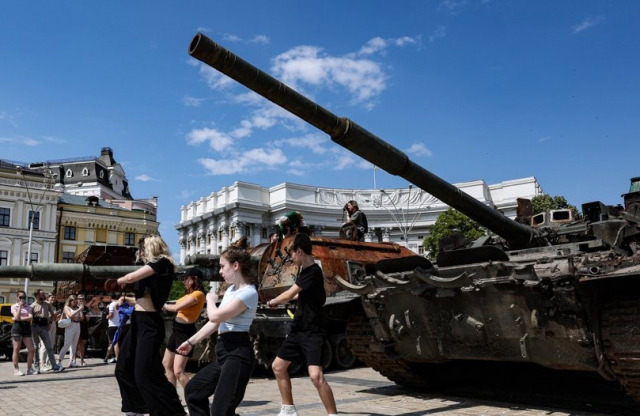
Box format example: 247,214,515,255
162,268,206,390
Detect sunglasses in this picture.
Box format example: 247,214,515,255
18,296,26,299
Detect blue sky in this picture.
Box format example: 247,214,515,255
2,1,639,259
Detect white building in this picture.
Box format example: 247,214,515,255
175,177,542,263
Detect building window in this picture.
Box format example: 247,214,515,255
65,169,73,178
25,252,38,265
82,167,89,176
62,251,75,263
64,226,76,240
245,225,251,237
0,208,9,227
99,170,104,179
0,250,7,265
124,232,135,246
261,228,267,239
96,228,107,243
230,228,236,239
28,211,40,230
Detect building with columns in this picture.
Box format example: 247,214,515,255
0,148,158,303
175,176,542,263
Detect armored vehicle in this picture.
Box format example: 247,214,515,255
188,32,640,401
187,237,415,372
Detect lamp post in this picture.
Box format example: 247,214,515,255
375,186,430,247
16,166,54,293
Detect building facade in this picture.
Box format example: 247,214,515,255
175,176,542,263
0,148,158,303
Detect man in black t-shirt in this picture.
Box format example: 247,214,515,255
266,234,337,416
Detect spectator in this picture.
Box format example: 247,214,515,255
266,234,338,416
104,292,121,363
76,293,90,366
276,211,305,238
342,200,368,241
269,232,279,243
11,290,35,376
40,292,60,370
30,289,64,373
162,268,206,391
104,295,133,364
57,295,83,368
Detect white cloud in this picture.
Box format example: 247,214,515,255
199,64,236,90
186,127,234,152
572,16,604,34
407,143,433,157
135,174,159,182
222,33,241,43
183,95,205,107
273,133,329,155
429,26,446,43
198,147,287,175
0,136,40,146
250,35,269,45
272,46,388,105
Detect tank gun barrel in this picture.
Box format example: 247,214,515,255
188,33,536,248
0,264,141,282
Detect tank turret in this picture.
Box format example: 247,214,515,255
187,33,640,402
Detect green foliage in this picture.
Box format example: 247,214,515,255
422,208,485,260
168,279,211,302
168,280,185,301
530,194,579,215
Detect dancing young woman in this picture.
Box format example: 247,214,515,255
114,235,186,416
177,246,258,416
162,268,206,390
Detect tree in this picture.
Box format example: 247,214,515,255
530,194,579,215
422,208,485,260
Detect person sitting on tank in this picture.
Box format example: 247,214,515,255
276,211,305,238
341,200,368,241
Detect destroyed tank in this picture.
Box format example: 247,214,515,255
188,32,640,401
185,236,415,372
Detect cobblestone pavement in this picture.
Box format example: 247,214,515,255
0,358,636,416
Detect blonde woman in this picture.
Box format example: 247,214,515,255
115,235,186,416
57,295,84,368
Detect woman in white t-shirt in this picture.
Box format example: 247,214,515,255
177,246,258,416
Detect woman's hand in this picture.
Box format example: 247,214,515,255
206,292,218,305
176,341,192,355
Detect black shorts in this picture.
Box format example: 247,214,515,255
107,326,118,343
166,321,197,357
276,332,324,366
11,321,32,338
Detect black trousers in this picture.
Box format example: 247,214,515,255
185,332,255,416
115,311,185,416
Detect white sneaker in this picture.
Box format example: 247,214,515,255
14,369,25,376
277,404,298,416
27,367,39,375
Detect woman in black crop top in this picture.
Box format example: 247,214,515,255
114,235,186,416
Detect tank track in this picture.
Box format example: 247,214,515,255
600,297,640,401
346,314,425,387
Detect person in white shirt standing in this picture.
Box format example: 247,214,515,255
104,292,121,363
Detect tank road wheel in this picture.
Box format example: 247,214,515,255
601,296,640,401
333,335,356,369
321,339,333,371
253,334,279,371
346,314,425,387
